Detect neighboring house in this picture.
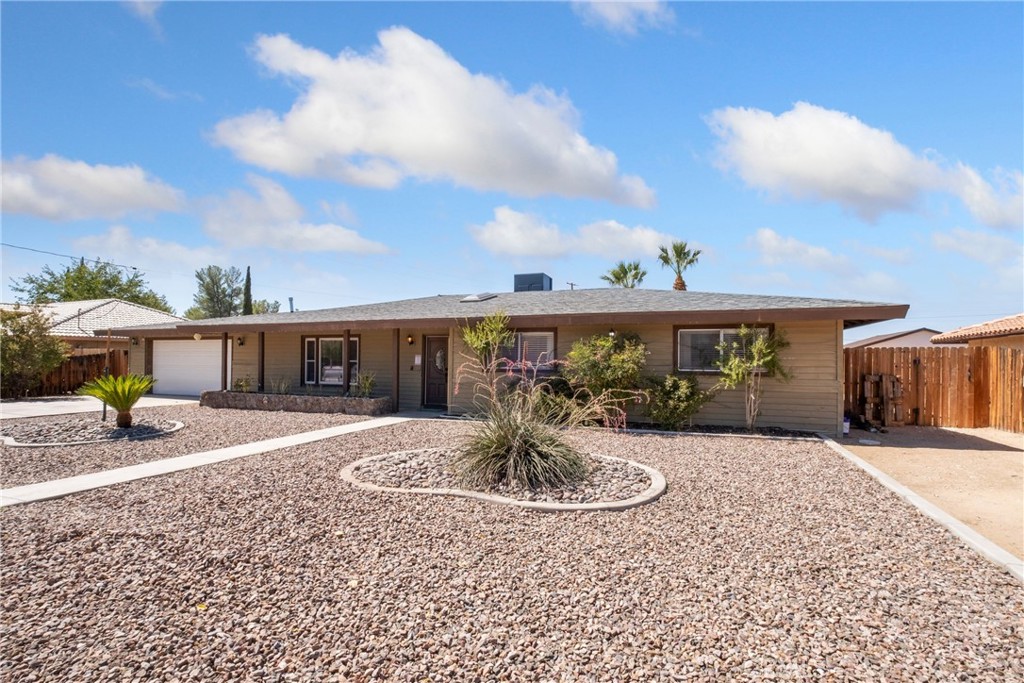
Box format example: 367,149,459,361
931,313,1024,349
844,327,956,349
105,278,908,436
0,299,184,355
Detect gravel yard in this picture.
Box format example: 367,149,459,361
0,406,369,488
2,416,1021,681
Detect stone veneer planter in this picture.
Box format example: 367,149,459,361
200,391,392,416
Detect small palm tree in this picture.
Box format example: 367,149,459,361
600,260,647,288
657,241,701,291
77,374,156,428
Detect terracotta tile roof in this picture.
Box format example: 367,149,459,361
101,288,908,335
931,313,1024,344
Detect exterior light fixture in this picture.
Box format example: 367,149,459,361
130,337,139,346
406,334,415,345
236,336,245,347
193,333,202,341
608,328,616,338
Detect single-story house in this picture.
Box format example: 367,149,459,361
1,298,184,355
931,313,1024,349
105,278,908,436
844,327,956,349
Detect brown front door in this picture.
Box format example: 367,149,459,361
423,336,448,409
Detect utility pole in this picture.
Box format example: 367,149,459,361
566,282,577,290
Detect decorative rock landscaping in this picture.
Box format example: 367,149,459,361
0,417,183,447
200,390,392,416
343,448,665,511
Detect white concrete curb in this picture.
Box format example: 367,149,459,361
1,421,186,448
340,451,667,513
1,416,410,507
821,436,1024,584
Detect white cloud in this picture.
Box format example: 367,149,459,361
1,154,184,221
202,175,389,254
212,28,654,207
708,102,1023,228
126,77,202,102
73,225,219,267
931,227,1021,266
571,1,675,36
470,206,671,258
123,1,163,36
749,227,855,276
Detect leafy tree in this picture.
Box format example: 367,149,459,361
252,299,280,315
242,266,253,316
0,306,71,398
715,325,792,431
77,373,156,428
10,258,173,313
657,240,701,291
185,265,243,319
600,260,646,288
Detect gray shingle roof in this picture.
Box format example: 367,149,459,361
104,288,908,335
3,299,184,338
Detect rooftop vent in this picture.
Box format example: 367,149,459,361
514,273,552,292
460,292,498,303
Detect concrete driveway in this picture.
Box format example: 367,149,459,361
843,426,1023,559
0,395,198,420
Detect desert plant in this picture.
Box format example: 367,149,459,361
644,374,717,431
600,260,646,288
354,370,376,398
716,326,791,431
232,375,253,392
0,305,70,399
76,373,156,428
269,377,292,394
562,332,649,401
657,240,701,291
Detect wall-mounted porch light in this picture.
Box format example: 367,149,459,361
406,334,415,345
236,336,245,347
130,337,139,346
193,333,202,341
608,328,616,338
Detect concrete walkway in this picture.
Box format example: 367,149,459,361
0,395,198,420
1,416,410,507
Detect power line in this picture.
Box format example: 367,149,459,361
1,242,140,273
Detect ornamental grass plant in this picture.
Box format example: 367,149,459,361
77,373,156,428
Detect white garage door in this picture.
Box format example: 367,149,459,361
152,340,231,396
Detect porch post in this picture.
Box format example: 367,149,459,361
342,329,351,394
220,332,228,391
392,328,400,413
258,331,265,392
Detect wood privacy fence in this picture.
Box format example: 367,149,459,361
35,350,129,396
844,347,1023,433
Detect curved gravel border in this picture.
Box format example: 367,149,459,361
0,420,185,448
341,449,667,512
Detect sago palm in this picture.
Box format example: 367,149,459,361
657,241,701,291
600,260,647,288
77,373,157,428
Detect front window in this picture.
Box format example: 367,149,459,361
502,331,555,369
304,336,359,387
677,328,763,372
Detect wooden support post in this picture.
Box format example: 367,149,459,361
342,329,351,395
221,332,228,391
258,331,265,393
392,328,401,413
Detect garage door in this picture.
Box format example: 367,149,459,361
152,340,231,396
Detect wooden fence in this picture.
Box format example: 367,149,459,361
35,350,130,396
844,346,1023,433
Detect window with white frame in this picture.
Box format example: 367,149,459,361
501,331,555,369
304,337,359,386
677,328,765,372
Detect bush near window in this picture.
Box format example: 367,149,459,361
643,374,717,431
716,325,791,431
562,332,649,400
0,306,70,399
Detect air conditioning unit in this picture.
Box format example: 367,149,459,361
514,273,552,292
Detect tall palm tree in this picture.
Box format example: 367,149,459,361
601,260,647,288
657,241,701,291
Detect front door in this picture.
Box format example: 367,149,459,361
423,336,448,409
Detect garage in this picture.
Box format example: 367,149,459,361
152,339,230,396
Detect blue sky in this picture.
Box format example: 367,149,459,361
2,1,1021,341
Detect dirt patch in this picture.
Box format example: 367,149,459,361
843,426,1023,558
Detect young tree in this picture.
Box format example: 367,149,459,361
715,325,791,431
242,266,253,315
600,260,646,288
657,241,701,291
185,265,243,319
10,258,173,313
0,306,71,398
252,299,281,315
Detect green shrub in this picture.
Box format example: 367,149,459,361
77,373,156,428
354,370,376,398
0,306,70,399
644,374,716,431
716,325,791,431
562,332,649,399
